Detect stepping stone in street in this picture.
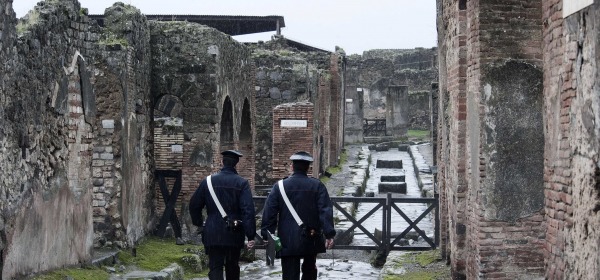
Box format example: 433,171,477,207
375,143,389,151
397,144,410,151
380,175,406,182
334,228,354,245
378,182,407,194
376,159,402,169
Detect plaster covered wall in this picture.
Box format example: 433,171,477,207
0,0,97,277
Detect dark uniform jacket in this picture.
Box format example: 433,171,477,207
189,167,256,248
261,172,336,257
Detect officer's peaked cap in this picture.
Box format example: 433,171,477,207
289,151,313,162
221,150,243,158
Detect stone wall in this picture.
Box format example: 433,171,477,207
251,37,343,185
345,48,437,135
0,0,97,277
385,86,409,137
91,3,153,248
543,1,600,279
344,87,364,144
150,20,255,224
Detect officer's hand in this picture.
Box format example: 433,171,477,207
246,240,255,249
196,226,204,235
326,238,334,249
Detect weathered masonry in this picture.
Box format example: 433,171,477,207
0,0,344,278
344,48,438,143
437,0,600,279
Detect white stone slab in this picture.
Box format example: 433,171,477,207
281,119,307,127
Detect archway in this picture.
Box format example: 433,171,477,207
237,98,254,188
220,96,234,151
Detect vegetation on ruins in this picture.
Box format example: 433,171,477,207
407,129,430,142
33,237,209,279
16,10,40,34
381,250,450,280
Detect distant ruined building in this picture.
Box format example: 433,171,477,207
437,0,600,279
344,48,438,143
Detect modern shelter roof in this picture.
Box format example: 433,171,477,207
89,14,285,36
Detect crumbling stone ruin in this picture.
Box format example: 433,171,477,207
0,0,345,278
437,0,600,279
344,48,438,143
1,0,599,279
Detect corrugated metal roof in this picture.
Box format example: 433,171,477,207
89,14,285,36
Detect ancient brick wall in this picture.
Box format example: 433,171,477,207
437,0,469,277
272,102,315,179
439,0,546,279
91,3,153,249
543,1,600,279
464,1,545,279
0,0,98,277
315,72,331,176
328,53,344,167
150,21,255,223
435,0,450,263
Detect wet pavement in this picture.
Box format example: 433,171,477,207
343,146,434,246
195,143,435,280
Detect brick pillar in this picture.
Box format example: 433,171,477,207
272,102,315,179
385,85,408,137
328,53,343,166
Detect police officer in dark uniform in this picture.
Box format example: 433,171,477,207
261,151,336,280
189,150,256,280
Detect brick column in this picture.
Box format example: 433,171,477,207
272,102,315,179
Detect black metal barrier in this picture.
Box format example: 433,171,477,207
251,192,439,253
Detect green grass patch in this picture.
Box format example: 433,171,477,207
33,268,109,280
385,250,449,280
34,237,208,279
119,237,208,278
319,176,330,184
415,250,439,267
407,130,430,141
326,165,341,174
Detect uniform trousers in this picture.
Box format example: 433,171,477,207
281,254,318,280
206,246,242,280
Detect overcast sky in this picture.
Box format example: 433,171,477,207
13,0,437,55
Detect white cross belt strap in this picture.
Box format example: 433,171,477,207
278,180,304,227
207,175,227,219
